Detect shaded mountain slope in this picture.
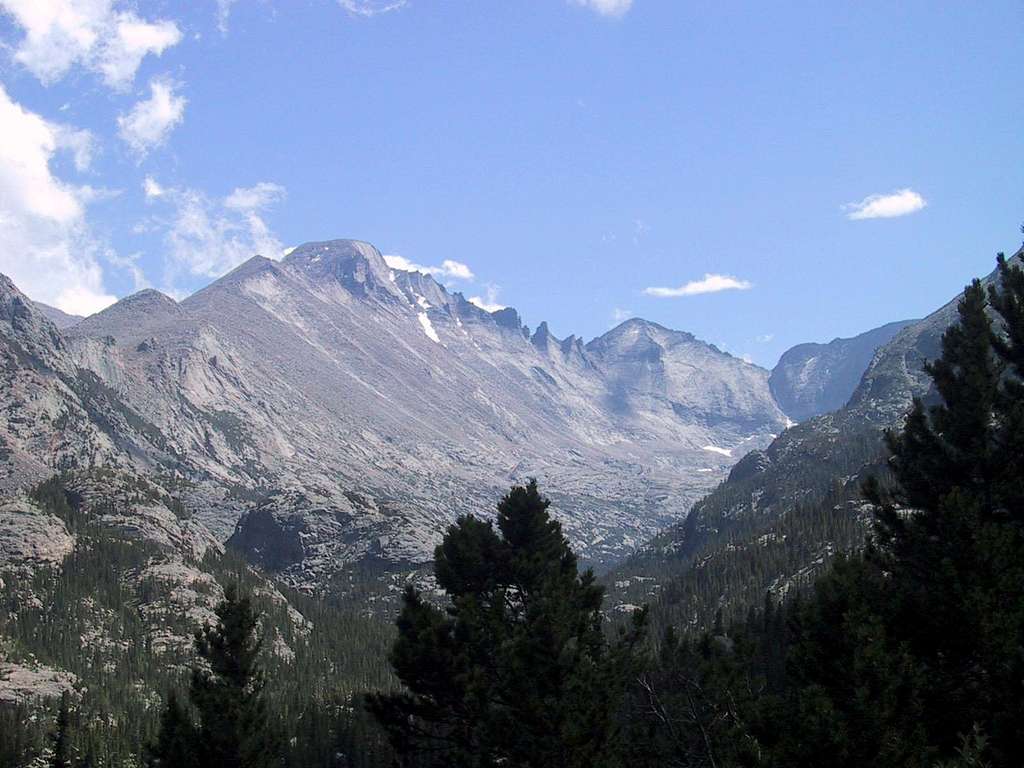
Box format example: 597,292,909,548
609,248,1022,628
769,320,916,421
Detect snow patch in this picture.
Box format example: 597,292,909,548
418,313,440,344
702,445,732,458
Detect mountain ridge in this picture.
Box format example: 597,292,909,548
0,239,790,591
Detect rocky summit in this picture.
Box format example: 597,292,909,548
0,239,795,589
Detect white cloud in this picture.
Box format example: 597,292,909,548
224,182,286,212
215,0,238,33
0,0,181,90
569,0,633,18
143,176,165,199
107,251,151,291
644,273,753,298
117,78,186,156
844,188,926,220
469,285,505,313
154,181,286,281
338,0,408,17
0,84,116,315
756,333,774,343
383,254,475,281
611,307,633,323
53,125,95,171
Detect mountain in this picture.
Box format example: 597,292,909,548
0,239,789,592
609,249,1023,629
30,302,83,329
769,320,916,421
0,470,393,766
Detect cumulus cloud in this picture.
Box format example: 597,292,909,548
0,84,116,315
338,0,408,17
644,274,753,298
152,181,287,281
117,78,186,156
469,285,505,313
569,0,633,18
0,0,181,90
844,188,926,220
383,254,475,281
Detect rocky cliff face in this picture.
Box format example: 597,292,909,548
0,239,791,590
610,249,1023,625
768,320,916,422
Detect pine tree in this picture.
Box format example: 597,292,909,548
49,691,72,768
367,480,644,768
146,690,198,768
861,256,1024,762
190,583,280,768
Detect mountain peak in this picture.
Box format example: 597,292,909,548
121,289,177,308
69,288,181,341
590,318,696,351
283,239,401,300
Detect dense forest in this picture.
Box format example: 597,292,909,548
4,253,1024,766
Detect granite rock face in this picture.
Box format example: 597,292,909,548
611,249,1024,620
769,320,916,422
0,239,793,587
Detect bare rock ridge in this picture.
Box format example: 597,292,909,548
31,301,83,330
610,247,1024,619
0,237,898,593
768,320,917,422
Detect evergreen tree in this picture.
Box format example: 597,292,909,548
367,480,645,768
865,259,1024,761
49,691,73,768
146,690,198,768
190,583,281,768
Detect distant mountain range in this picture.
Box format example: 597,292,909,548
768,320,916,421
0,239,910,593
609,248,1023,628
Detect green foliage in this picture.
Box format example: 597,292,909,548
50,691,73,768
0,474,396,768
189,584,280,768
619,252,1024,768
368,480,646,768
146,690,197,768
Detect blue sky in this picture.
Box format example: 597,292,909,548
0,0,1021,366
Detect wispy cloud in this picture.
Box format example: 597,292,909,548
216,0,239,33
844,188,926,220
644,274,753,298
469,285,505,313
144,180,286,285
384,254,475,281
338,0,408,17
569,0,634,17
756,333,774,343
612,307,634,323
117,78,186,156
0,0,181,90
